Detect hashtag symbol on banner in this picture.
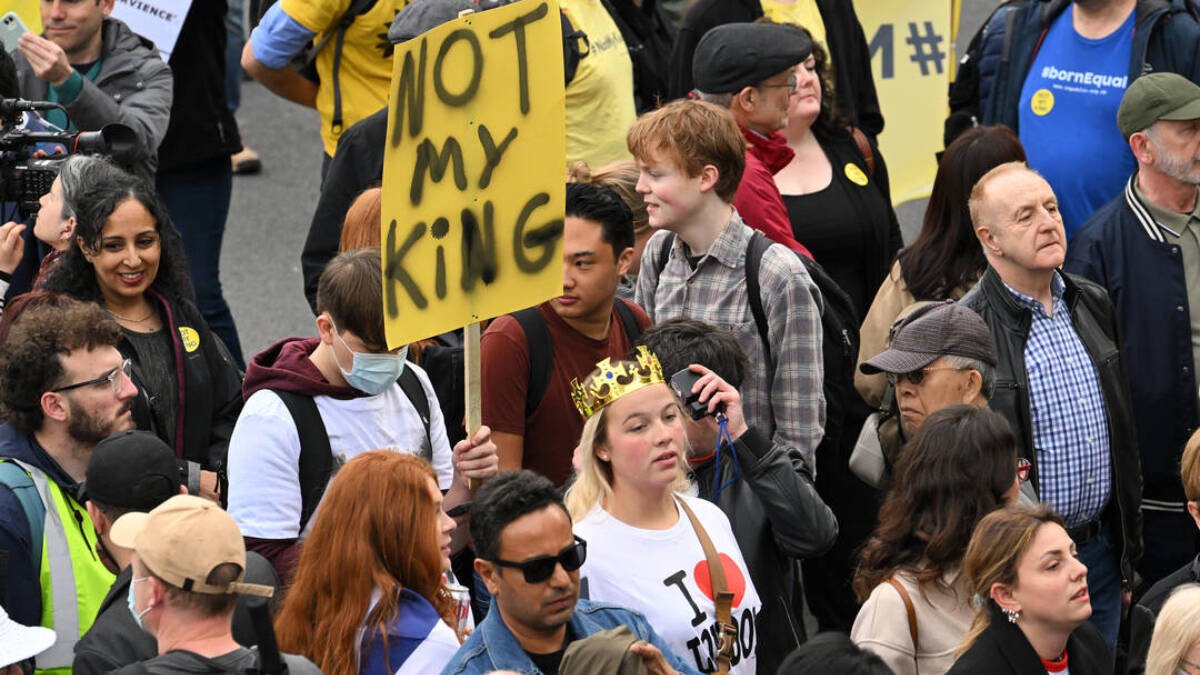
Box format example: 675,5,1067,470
905,21,945,76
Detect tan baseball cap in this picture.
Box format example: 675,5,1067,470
110,495,272,597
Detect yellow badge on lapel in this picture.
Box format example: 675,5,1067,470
179,326,200,353
844,163,869,187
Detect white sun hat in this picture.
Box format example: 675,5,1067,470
0,606,56,667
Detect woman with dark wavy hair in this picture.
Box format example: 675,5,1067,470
275,451,462,674
851,405,1024,674
855,126,1027,408
42,173,241,502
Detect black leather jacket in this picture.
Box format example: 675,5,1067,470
961,268,1143,583
690,425,838,674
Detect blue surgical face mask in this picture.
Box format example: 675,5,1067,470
127,576,151,630
332,326,408,395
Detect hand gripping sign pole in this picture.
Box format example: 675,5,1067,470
381,0,566,490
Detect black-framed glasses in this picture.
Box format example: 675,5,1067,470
51,358,132,394
886,366,968,387
491,536,587,583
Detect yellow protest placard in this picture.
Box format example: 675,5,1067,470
1,0,42,34
381,0,566,349
856,0,955,204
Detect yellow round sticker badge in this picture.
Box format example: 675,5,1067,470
179,326,200,353
844,163,869,187
1031,89,1054,116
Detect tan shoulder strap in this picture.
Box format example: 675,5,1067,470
676,497,736,674
850,126,876,176
886,577,920,651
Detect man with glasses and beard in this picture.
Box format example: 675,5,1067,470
443,470,699,675
1067,72,1200,591
0,295,137,673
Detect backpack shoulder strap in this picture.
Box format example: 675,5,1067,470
613,299,643,343
270,390,332,534
0,460,44,572
849,126,876,177
304,0,378,65
655,232,676,277
743,231,773,365
397,367,433,460
513,307,554,418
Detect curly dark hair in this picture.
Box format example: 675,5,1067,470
0,297,122,432
853,405,1018,601
41,173,194,304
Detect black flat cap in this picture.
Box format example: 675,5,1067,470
83,430,181,511
692,23,813,95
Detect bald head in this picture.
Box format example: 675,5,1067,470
970,163,1067,278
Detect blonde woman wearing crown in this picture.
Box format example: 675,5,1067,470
565,347,762,674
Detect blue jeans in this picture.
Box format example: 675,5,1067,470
1076,520,1122,654
156,158,245,368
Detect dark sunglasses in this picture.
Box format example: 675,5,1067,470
885,366,968,387
491,536,587,583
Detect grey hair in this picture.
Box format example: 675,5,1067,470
941,354,995,399
56,155,126,221
694,90,734,108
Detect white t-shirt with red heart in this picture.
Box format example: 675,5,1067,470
574,495,762,674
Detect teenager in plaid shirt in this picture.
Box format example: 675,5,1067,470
630,100,826,473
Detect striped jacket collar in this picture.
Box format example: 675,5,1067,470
1124,174,1183,243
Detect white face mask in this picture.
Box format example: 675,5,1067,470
332,326,408,395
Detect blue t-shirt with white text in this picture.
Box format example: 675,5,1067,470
1019,6,1136,239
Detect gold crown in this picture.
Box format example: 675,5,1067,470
570,346,665,419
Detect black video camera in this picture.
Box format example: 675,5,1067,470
0,98,137,218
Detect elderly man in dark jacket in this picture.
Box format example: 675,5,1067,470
638,319,837,675
961,162,1142,651
1066,73,1200,589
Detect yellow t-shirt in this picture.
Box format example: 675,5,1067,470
759,0,830,70
282,0,409,156
560,0,636,167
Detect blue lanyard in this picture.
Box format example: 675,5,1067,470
710,414,740,503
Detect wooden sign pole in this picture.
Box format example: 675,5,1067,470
464,321,482,491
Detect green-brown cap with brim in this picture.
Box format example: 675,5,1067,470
1117,73,1200,138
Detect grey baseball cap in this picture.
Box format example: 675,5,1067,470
860,302,996,375
388,0,504,43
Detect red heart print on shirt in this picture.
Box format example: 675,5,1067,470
693,553,747,607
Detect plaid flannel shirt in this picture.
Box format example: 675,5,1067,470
635,212,826,470
1008,273,1112,527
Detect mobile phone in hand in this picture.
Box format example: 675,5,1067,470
0,13,30,54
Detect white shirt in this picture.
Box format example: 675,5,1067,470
228,364,453,539
574,495,762,674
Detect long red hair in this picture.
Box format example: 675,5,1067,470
275,451,456,673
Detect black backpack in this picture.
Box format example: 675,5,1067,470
654,231,860,455
511,300,643,417
272,367,432,533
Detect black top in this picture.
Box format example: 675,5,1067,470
781,131,902,318
525,626,573,675
123,327,180,450
947,613,1111,675
1127,554,1200,675
157,0,242,170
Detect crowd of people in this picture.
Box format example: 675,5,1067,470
3,0,1200,673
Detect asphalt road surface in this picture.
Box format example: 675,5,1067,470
223,0,1003,359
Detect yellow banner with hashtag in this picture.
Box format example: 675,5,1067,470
857,0,956,204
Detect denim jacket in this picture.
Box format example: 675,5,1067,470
440,599,702,675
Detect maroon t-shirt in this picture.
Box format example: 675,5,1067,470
481,300,651,485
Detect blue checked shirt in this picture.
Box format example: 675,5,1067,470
1007,273,1112,527
635,212,826,471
